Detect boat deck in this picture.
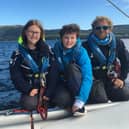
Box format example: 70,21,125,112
0,101,129,129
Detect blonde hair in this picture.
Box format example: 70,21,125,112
92,16,113,30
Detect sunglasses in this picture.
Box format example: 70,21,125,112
94,26,111,31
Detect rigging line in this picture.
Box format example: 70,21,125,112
106,0,129,19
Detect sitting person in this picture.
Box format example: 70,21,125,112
9,19,51,111
43,24,93,114
83,16,129,103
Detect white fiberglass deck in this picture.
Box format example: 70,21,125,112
0,101,129,129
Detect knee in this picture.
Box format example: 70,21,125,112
20,94,38,111
65,64,81,80
110,86,129,101
52,90,73,108
66,64,80,73
120,87,129,101
88,80,109,104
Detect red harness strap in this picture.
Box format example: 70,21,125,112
30,111,34,129
37,103,47,120
37,85,48,120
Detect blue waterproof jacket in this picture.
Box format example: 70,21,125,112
53,39,93,103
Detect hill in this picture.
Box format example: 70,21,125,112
0,24,129,41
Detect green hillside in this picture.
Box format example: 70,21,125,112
0,24,129,41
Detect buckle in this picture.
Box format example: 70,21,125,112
34,73,39,78
102,65,106,70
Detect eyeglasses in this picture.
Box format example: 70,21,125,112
94,26,111,31
27,30,41,35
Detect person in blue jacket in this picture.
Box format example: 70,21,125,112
43,24,93,114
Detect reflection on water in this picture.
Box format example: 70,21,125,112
0,42,18,110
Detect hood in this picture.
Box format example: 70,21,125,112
54,38,82,54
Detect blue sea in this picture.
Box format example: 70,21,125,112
0,40,56,110
0,39,129,110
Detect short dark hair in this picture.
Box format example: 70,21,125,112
59,24,80,38
22,19,44,44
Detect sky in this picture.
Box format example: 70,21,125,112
0,0,129,30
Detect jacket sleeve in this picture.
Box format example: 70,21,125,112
9,51,32,94
117,39,129,80
75,47,93,103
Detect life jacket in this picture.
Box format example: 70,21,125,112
54,38,81,71
18,37,49,119
88,32,116,67
53,38,81,81
18,37,49,81
87,32,121,79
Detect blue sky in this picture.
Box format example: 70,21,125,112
0,0,129,29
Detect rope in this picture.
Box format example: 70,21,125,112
30,112,34,129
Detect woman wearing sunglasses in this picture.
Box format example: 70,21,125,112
83,16,129,103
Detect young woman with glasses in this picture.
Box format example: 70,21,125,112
9,19,51,111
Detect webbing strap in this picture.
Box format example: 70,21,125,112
30,112,34,129
18,45,39,73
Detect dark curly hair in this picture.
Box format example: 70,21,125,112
59,24,80,39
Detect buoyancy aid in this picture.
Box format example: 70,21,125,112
88,32,116,67
54,38,81,71
18,37,49,83
87,32,121,79
53,38,82,81
18,37,49,120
